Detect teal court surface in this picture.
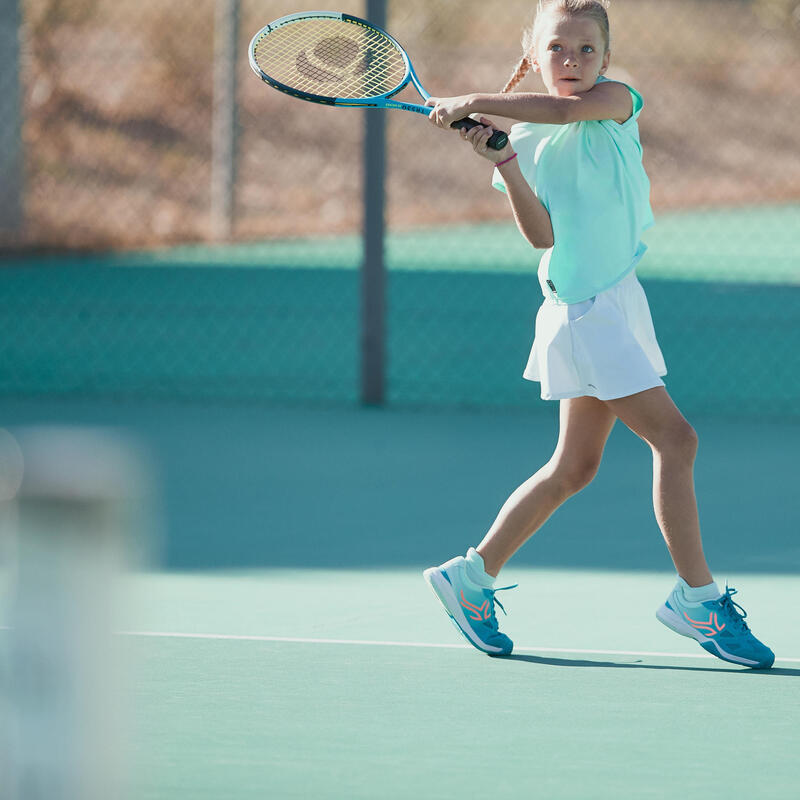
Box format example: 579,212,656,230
1,400,799,798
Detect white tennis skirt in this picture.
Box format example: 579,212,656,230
524,270,667,401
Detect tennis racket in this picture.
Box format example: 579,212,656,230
248,10,509,150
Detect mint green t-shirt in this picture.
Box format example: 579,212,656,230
492,77,654,303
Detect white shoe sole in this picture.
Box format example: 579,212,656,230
656,602,761,667
423,567,507,655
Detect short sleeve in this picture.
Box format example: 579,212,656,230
627,84,644,120
595,75,644,125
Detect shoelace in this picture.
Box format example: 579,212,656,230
718,585,750,633
485,584,518,629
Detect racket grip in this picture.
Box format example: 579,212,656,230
451,117,509,150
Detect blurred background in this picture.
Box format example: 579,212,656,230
1,0,798,570
0,0,798,415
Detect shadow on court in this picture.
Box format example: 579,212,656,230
503,654,800,675
3,399,798,573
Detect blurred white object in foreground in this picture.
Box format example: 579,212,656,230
2,427,152,800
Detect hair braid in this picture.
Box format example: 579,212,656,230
501,54,532,93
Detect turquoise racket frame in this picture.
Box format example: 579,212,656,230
248,11,434,114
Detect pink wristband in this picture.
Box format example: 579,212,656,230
495,152,518,168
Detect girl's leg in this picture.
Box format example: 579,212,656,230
477,395,617,577
604,386,713,588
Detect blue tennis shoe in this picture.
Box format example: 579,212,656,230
656,583,774,669
423,553,516,656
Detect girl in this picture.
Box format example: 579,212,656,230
422,0,773,669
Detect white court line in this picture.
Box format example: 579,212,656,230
117,630,800,664
3,626,798,663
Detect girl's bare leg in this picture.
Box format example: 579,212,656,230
605,386,713,588
477,396,617,577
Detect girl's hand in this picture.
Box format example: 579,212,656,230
460,116,514,164
425,95,474,128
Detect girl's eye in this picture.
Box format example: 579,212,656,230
582,45,594,53
550,44,562,51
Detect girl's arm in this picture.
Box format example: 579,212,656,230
428,80,632,126
499,156,555,250
463,117,554,250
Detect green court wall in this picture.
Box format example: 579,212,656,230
1,263,797,419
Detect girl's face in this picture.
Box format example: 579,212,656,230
532,13,610,96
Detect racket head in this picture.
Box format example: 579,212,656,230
249,11,412,107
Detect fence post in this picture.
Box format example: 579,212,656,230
0,0,23,237
361,0,388,405
211,0,239,241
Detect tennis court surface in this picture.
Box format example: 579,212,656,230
114,570,800,800
1,400,798,799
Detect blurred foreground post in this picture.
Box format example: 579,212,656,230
0,0,23,235
211,0,240,240
361,0,388,405
5,428,150,800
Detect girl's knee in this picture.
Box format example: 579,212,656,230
656,420,698,462
550,454,603,496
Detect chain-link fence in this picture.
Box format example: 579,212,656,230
1,0,799,416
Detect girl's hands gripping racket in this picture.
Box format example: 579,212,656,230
460,116,514,164
248,11,509,150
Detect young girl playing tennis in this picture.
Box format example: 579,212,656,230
422,0,774,669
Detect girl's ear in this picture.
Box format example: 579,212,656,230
530,53,542,73
599,50,611,75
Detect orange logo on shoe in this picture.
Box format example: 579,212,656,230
684,611,726,637
460,591,492,622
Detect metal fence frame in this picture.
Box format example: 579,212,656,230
0,0,23,234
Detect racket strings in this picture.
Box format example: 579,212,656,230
253,18,407,100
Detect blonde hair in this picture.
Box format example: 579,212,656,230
501,0,611,93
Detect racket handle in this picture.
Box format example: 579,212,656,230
450,117,509,150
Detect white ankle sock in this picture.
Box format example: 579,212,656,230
465,547,495,588
678,576,721,602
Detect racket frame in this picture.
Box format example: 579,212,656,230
248,11,433,116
